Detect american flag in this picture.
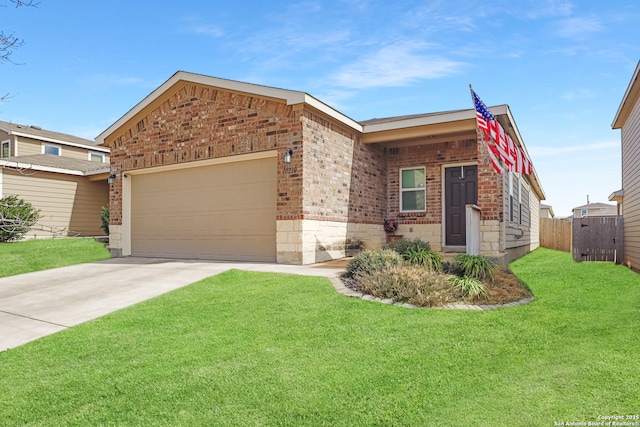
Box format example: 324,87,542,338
471,87,533,175
472,90,494,131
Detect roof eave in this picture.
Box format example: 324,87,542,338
96,71,363,145
612,60,640,129
0,159,110,176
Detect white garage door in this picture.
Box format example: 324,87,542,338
130,156,277,261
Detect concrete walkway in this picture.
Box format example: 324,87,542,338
0,257,346,352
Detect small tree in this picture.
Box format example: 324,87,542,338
100,205,109,235
0,195,40,242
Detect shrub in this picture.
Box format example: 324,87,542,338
453,254,497,281
101,206,110,235
385,238,431,256
405,247,443,272
449,275,488,299
355,265,456,307
0,195,41,242
344,249,404,279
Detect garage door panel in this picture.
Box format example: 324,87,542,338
131,156,277,261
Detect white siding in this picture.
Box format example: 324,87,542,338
2,169,108,237
529,185,540,250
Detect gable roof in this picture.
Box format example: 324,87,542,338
96,70,545,200
0,154,110,176
612,60,640,129
0,120,109,153
95,71,361,146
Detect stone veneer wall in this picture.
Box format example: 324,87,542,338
277,219,385,264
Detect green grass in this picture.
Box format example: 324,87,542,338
0,238,110,277
0,248,638,426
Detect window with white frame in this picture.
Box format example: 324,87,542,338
89,152,105,163
400,167,426,212
518,174,523,224
42,144,61,156
1,140,9,158
520,178,530,226
509,172,514,222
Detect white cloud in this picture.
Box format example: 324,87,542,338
331,42,465,89
555,17,603,39
529,141,619,157
178,16,225,38
83,75,143,86
560,88,595,101
188,24,224,38
522,0,574,19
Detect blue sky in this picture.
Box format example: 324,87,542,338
1,0,638,217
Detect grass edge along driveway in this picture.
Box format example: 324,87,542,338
0,248,638,426
0,238,110,278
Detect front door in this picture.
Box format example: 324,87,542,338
445,165,478,247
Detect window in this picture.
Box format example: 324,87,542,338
1,140,9,158
509,172,514,222
89,152,105,163
400,167,426,212
43,144,61,156
518,174,523,224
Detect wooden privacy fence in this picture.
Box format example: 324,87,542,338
572,217,623,263
540,218,571,252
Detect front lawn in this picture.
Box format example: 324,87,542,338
0,248,638,425
0,238,110,278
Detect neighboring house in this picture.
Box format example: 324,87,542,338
540,204,555,218
609,189,623,217
612,60,640,272
572,202,617,219
0,121,110,237
97,71,545,265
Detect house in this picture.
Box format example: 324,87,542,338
0,120,110,237
540,204,555,218
97,71,545,265
612,60,640,272
571,202,618,219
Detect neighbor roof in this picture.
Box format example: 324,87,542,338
0,120,110,153
0,154,110,176
572,202,617,210
540,204,555,217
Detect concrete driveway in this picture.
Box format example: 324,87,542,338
0,257,346,352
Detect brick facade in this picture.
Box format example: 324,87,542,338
101,72,542,264
108,82,303,225
301,110,386,224
475,132,504,222
387,136,478,225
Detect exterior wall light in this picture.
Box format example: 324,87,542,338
108,174,116,184
284,149,293,163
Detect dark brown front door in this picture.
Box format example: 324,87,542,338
445,165,478,247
